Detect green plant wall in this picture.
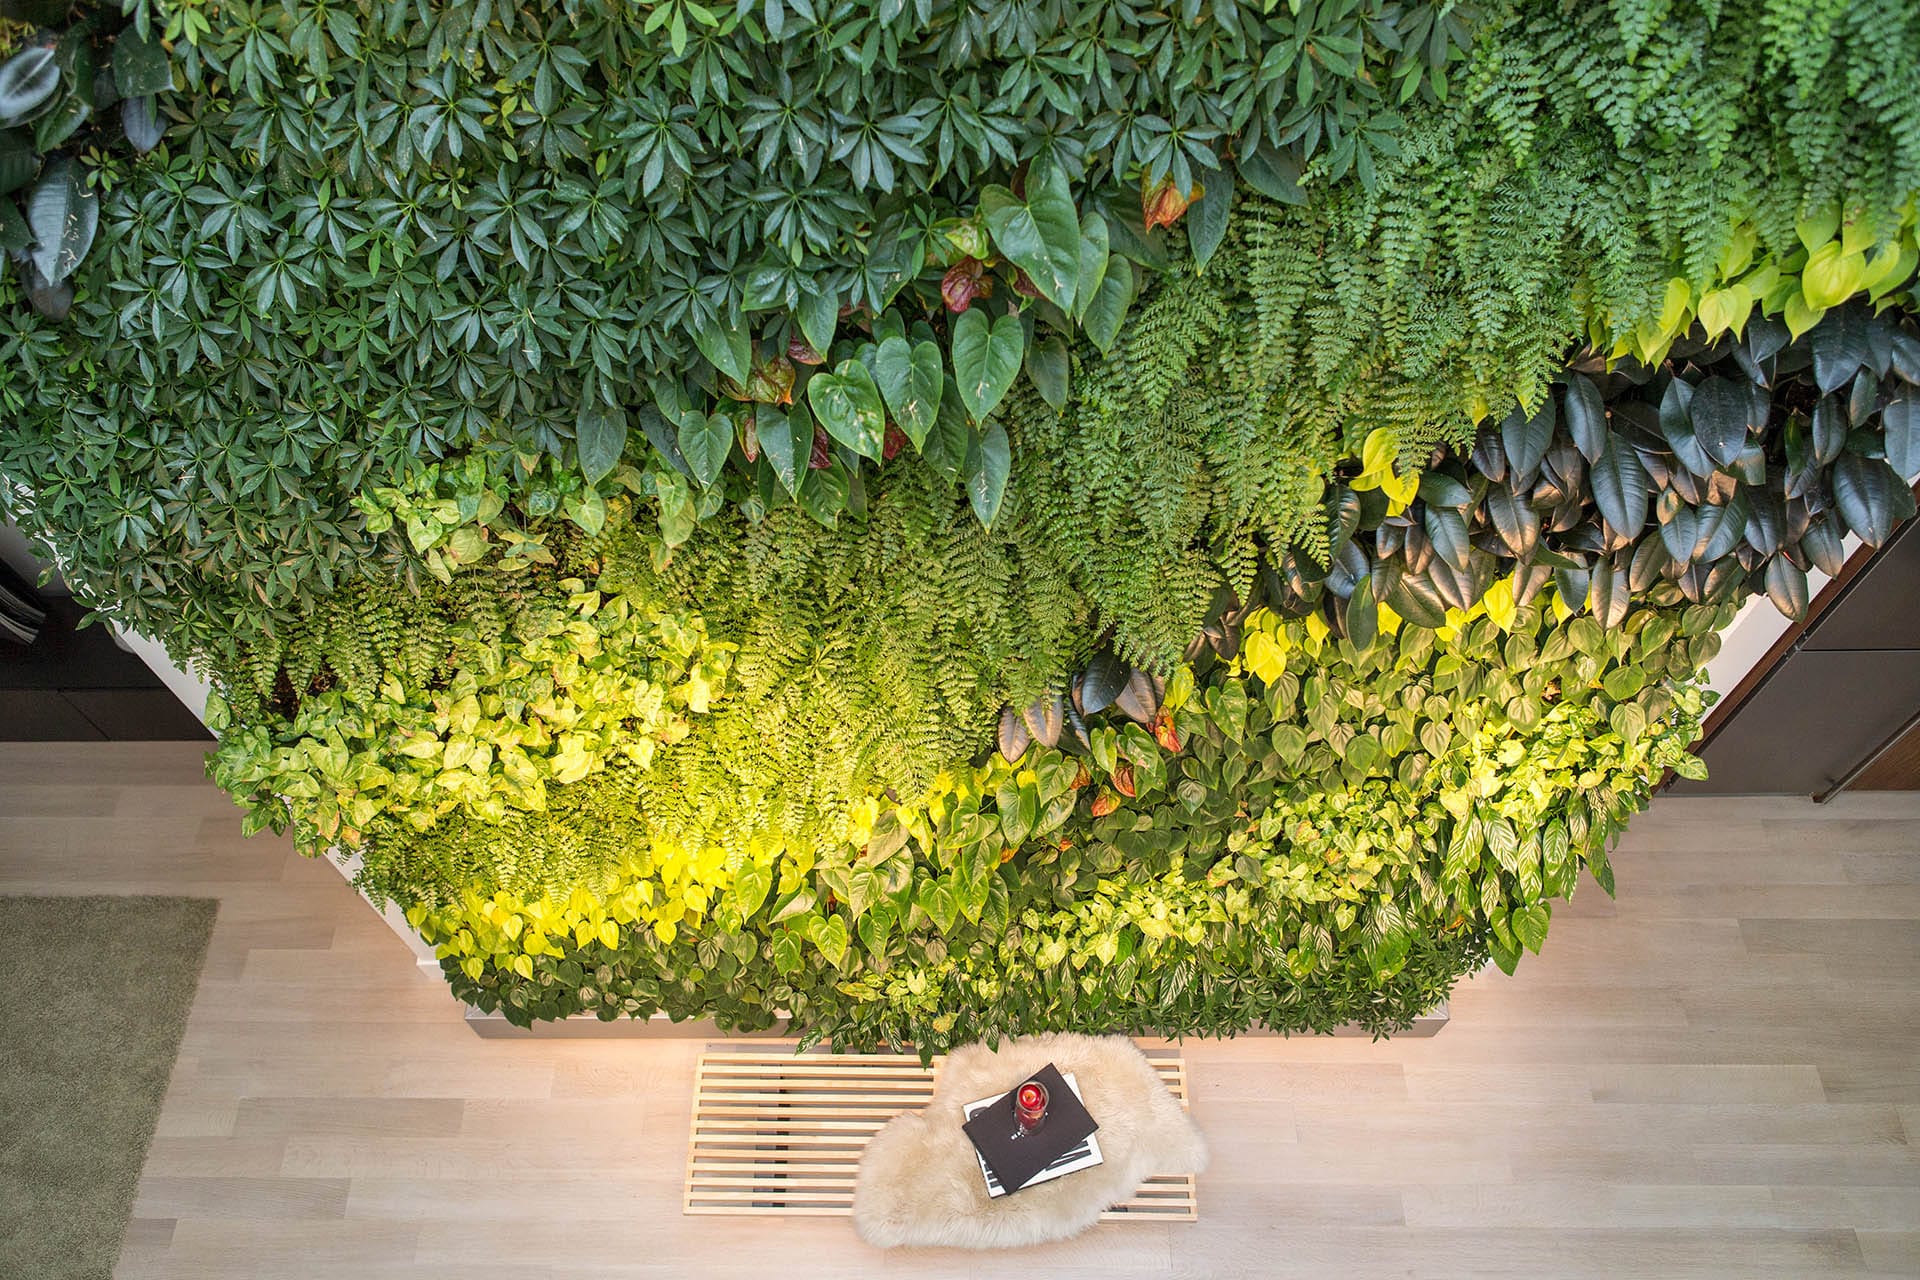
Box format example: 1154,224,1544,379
2,0,1918,1046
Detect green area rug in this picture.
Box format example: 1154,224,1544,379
0,895,216,1280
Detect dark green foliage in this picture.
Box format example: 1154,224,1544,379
0,6,177,316
1253,305,1920,658
448,901,1486,1047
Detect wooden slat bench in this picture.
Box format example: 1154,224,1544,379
684,1046,1197,1221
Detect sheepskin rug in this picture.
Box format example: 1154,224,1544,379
852,1032,1207,1249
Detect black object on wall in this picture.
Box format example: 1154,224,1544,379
0,561,209,742
1673,519,1920,797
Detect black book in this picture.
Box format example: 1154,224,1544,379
960,1063,1099,1194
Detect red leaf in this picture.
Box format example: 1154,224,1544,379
1142,178,1199,232
942,258,986,313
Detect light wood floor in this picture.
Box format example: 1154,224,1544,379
1,742,1915,1280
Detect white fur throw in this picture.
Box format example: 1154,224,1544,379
852,1032,1207,1249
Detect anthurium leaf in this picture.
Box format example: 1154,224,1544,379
757,405,804,496
951,308,1023,422
575,401,629,483
1025,333,1070,410
691,313,751,384
0,46,57,124
1591,437,1651,537
111,30,172,97
1082,256,1134,354
1691,376,1755,467
1072,211,1110,324
1657,379,1711,478
27,156,96,285
1832,453,1915,546
1848,369,1878,426
797,459,849,527
1503,397,1555,482
677,411,731,488
871,336,942,449
964,419,1010,529
980,159,1079,310
1884,395,1919,478
807,358,886,459
1187,178,1232,271
922,376,970,481
1563,374,1606,463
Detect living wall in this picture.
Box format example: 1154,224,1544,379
2,0,1918,1046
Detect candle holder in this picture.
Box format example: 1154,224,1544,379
1011,1079,1048,1139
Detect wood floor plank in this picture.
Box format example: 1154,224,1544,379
0,744,1912,1279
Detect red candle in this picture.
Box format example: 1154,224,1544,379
1014,1080,1048,1135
